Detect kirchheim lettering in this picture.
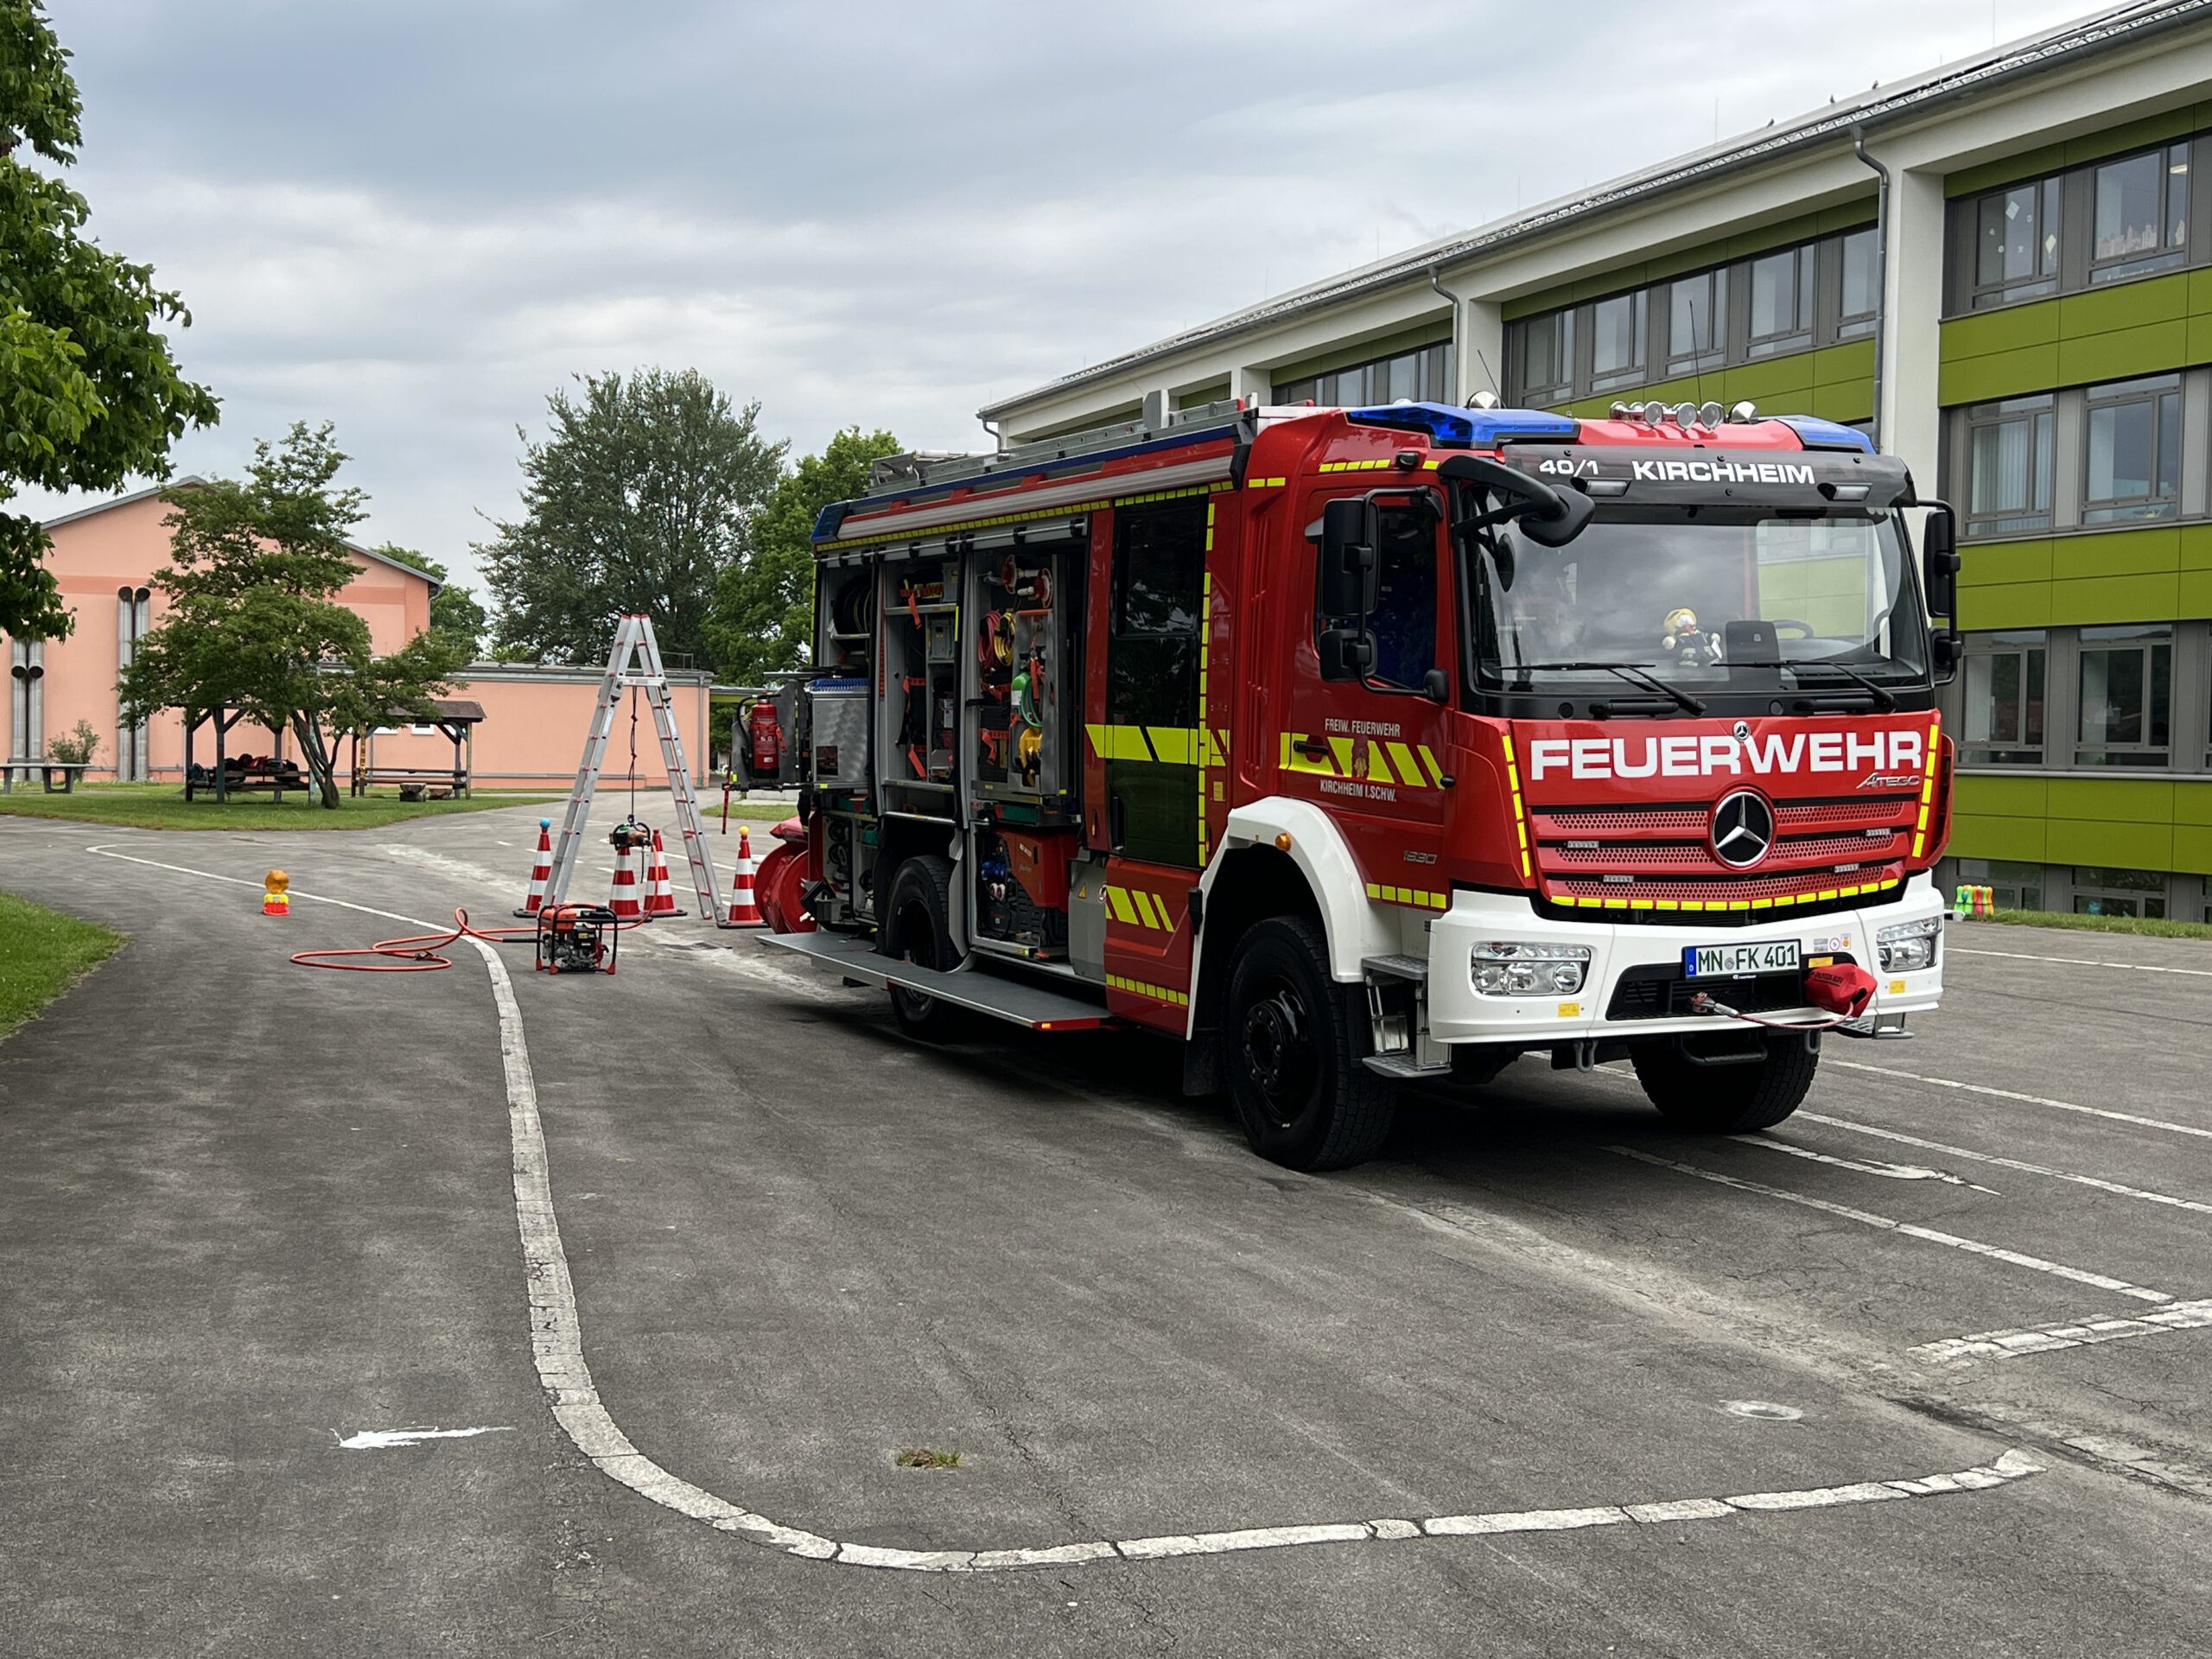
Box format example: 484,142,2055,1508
1526,728,1925,782
1629,459,1817,486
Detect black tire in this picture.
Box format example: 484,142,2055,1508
1630,1034,1819,1133
881,855,965,1039
1220,916,1395,1171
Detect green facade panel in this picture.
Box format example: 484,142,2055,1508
2176,825,2212,875
1948,814,2048,861
1937,270,2212,404
1959,582,2052,629
2046,777,2177,819
1955,774,2049,817
2180,570,2212,613
2177,782,2212,826
1555,340,1873,424
2050,573,2182,623
2055,318,2190,386
2046,816,2173,868
2049,527,2181,579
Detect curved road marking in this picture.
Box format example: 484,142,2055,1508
1912,1300,2212,1368
86,844,2050,1570
1801,1113,2212,1217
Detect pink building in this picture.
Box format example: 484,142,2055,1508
5,485,715,791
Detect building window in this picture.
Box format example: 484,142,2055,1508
1746,246,1814,358
1588,291,1646,391
1837,228,1879,340
2090,143,2190,284
1961,629,2046,766
1274,341,1454,409
1958,857,2042,912
1973,176,2061,308
2075,623,2171,767
2073,865,2167,918
1512,308,1574,404
1964,395,2055,537
2082,374,2182,523
1667,269,1726,374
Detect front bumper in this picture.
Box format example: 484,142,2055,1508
1424,873,1947,1046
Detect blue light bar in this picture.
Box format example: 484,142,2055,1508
1344,402,1580,448
1773,415,1877,454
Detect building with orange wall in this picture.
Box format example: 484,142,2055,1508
5,484,715,791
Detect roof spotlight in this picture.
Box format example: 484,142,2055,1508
1700,400,1725,427
1609,401,1631,419
1729,400,1759,423
1674,402,1700,427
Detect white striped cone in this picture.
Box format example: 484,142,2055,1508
607,839,643,922
514,817,554,916
644,828,683,918
726,826,765,927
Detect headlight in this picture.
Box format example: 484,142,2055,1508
1876,916,1941,973
1473,941,1592,997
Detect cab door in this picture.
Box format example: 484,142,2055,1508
1084,493,1210,1029
1279,492,1454,913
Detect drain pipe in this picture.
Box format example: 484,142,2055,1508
1427,265,1461,398
1853,124,1890,448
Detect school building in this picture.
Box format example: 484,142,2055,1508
980,1,2212,921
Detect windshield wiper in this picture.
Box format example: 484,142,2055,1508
1733,660,1899,711
1510,661,1707,716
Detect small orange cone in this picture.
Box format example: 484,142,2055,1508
515,817,554,917
644,827,684,918
262,868,290,917
726,826,765,927
607,838,643,923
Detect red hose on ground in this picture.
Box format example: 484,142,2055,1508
290,906,538,972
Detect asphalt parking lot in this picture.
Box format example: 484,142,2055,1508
4,797,2210,1657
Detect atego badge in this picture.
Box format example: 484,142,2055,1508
1709,790,1775,868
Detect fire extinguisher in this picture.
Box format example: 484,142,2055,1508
746,700,782,782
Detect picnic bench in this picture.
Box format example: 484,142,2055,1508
352,766,458,802
348,700,482,799
0,759,89,794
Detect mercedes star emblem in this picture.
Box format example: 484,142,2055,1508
1732,719,1752,742
1710,789,1776,868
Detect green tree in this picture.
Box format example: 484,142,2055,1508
372,544,487,659
480,369,785,667
117,424,465,808
0,1,219,639
708,426,901,683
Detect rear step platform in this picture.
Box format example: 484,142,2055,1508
760,931,1116,1030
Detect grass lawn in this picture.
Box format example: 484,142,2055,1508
0,781,561,832
1969,908,2212,942
0,892,123,1040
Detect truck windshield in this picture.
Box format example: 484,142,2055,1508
1464,507,1930,695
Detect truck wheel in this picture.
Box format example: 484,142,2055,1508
881,855,964,1039
1220,916,1395,1171
1630,1034,1819,1133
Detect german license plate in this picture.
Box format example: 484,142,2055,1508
1683,940,1802,978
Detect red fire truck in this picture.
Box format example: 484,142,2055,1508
763,397,1961,1170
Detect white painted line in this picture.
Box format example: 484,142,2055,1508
1801,1113,2212,1217
85,844,2054,1572
1951,944,2212,978
1605,1146,2174,1304
1827,1059,2212,1143
335,1426,514,1450
1728,1133,1996,1192
1911,1300,2212,1367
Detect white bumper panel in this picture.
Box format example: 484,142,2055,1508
1425,873,1948,1046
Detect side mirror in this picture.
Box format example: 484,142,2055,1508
1313,497,1379,619
1421,666,1451,704
1519,488,1595,547
1318,626,1375,682
1920,502,1962,685
1434,452,1592,547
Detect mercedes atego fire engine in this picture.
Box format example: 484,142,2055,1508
762,396,1961,1171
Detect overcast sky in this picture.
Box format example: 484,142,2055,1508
32,0,2094,596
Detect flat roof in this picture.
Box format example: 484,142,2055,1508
981,0,2208,418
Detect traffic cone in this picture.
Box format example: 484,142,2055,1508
515,817,554,917
262,868,290,917
607,838,643,923
726,826,765,927
644,828,685,918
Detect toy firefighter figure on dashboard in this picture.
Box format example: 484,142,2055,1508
1660,606,1723,666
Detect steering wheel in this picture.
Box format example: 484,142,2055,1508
1768,620,1816,639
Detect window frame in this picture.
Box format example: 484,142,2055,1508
1836,227,1880,340
1961,628,2049,766
1665,267,1728,376
1962,394,2056,539
2088,141,2190,287
1970,175,2063,310
2070,864,2169,919
2075,622,2174,768
1745,245,1815,359
2082,373,2183,524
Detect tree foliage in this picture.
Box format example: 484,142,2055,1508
480,369,785,668
117,424,465,808
372,544,488,660
0,1,219,639
708,426,901,684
